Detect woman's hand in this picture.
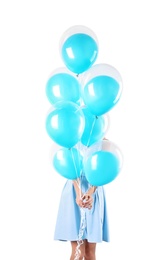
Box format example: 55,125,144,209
82,186,96,209
75,194,85,208
75,193,93,209
82,193,93,209
73,180,96,210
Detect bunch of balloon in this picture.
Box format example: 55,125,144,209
45,25,123,259
45,25,123,185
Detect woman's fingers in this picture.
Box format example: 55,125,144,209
82,194,93,209
76,194,93,209
76,197,84,207
82,194,90,202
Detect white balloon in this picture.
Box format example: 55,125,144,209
82,138,123,170
81,63,123,90
47,66,76,79
103,113,110,135
59,25,99,55
101,139,123,170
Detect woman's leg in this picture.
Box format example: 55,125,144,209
84,240,96,260
70,240,86,260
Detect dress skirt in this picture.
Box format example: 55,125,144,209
54,174,109,243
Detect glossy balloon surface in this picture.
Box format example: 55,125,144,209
81,107,109,146
53,147,83,180
45,101,85,148
84,151,120,186
83,75,120,116
61,33,98,74
46,70,81,105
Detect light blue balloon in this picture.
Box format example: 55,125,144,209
53,147,83,180
46,73,81,105
81,107,107,147
61,33,98,74
83,76,121,116
45,101,85,148
84,151,120,186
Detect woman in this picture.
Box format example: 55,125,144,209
54,141,109,259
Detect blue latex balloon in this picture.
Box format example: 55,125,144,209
53,147,83,180
84,151,120,186
83,76,121,116
45,101,85,148
61,33,98,74
81,107,108,147
46,72,81,105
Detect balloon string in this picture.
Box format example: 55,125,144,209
86,116,97,147
70,148,82,198
73,117,98,259
74,207,86,260
71,146,86,259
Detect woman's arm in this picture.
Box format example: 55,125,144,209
72,179,81,197
72,179,84,208
86,185,97,196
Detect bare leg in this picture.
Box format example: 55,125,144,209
84,240,96,260
70,240,86,260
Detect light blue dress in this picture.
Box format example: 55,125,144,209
54,173,109,243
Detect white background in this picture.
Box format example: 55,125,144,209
0,0,159,259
